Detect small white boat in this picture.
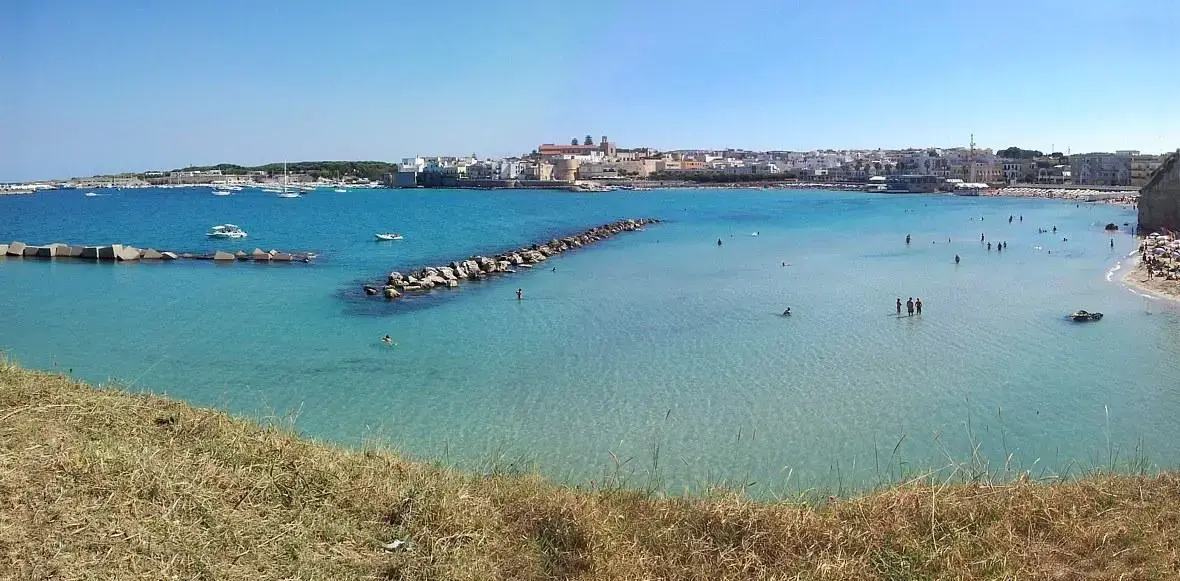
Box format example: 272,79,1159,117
207,224,248,239
277,192,301,198
227,185,244,191
84,192,99,197
334,188,347,193
213,187,233,196
374,233,403,241
261,188,281,193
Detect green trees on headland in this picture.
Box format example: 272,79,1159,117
173,161,397,181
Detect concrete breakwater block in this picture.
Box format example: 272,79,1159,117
7,241,26,256
212,251,235,261
161,252,178,260
23,246,43,257
141,248,163,259
116,246,141,261
234,250,248,260
0,244,7,255
271,253,293,262
66,246,85,257
32,246,59,258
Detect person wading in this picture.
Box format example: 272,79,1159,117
906,297,915,316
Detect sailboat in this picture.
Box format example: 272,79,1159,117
277,162,300,198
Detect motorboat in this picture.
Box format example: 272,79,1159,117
334,188,347,193
84,192,99,197
1069,310,1103,322
277,192,301,198
207,224,248,239
374,233,403,241
212,187,233,196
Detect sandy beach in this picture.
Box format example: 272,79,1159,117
1122,233,1180,302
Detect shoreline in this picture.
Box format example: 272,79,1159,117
1121,255,1180,302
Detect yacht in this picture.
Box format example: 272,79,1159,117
207,224,248,239
374,233,404,241
276,162,301,198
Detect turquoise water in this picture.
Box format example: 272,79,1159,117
2,187,1178,493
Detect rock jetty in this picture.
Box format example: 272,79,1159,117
1,242,316,264
365,218,658,299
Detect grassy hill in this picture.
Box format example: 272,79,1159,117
3,360,1178,580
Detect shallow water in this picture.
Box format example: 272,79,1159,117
2,187,1176,493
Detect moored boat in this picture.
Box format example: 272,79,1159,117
1069,310,1103,322
374,233,403,241
207,224,248,239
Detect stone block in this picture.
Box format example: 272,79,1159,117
161,252,179,260
235,250,248,260
7,241,26,256
97,245,121,260
141,248,163,259
23,246,42,257
66,246,85,257
0,244,7,255
271,253,293,262
212,251,235,261
33,246,57,257
81,246,101,258
116,246,141,261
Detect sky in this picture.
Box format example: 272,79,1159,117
2,0,1178,181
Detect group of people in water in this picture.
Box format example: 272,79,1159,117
896,297,923,317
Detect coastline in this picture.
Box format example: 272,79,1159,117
1121,256,1180,302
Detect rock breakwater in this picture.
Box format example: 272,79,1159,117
1,242,316,263
364,218,659,299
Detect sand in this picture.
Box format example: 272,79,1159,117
1123,258,1180,302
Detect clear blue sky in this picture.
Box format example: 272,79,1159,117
3,0,1178,181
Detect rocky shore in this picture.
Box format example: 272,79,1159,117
1,241,315,263
365,218,658,299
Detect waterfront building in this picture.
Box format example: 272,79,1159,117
1131,154,1165,187
1071,152,1132,186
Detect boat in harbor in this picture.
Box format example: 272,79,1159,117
334,188,347,193
84,192,99,197
276,162,301,198
207,224,248,239
374,233,403,241
212,186,233,196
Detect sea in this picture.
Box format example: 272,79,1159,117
2,186,1178,494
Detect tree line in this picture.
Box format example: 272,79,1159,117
172,161,398,181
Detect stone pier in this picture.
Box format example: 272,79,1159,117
364,218,659,299
3,242,317,264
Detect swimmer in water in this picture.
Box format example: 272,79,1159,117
382,335,393,345
782,307,791,316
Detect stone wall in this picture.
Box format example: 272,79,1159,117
1138,151,1180,233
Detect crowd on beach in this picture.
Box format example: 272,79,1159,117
985,187,1138,206
1141,233,1180,281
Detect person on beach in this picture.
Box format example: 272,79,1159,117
906,297,915,316
915,298,923,314
896,298,902,315
516,288,523,300
955,254,960,264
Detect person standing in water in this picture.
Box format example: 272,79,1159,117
896,298,902,315
516,288,523,300
915,298,923,314
981,232,986,242
782,307,791,316
1111,239,1115,249
955,254,960,264
905,234,911,245
717,238,723,246
906,297,915,316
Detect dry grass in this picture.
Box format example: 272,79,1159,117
3,362,1179,580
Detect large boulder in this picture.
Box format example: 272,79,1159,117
387,271,406,285
212,251,235,261
7,241,26,256
383,286,401,299
438,266,457,280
